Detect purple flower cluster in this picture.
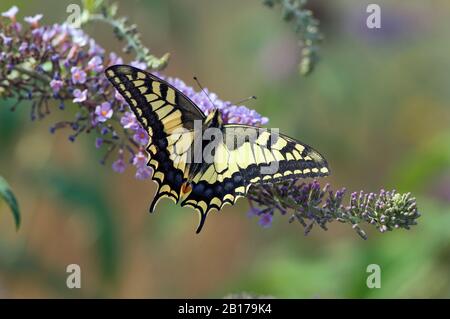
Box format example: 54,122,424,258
0,6,268,179
247,180,420,238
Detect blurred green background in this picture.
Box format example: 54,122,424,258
1,0,449,298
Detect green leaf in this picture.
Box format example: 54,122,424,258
0,176,21,230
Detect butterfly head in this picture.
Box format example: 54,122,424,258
204,108,223,128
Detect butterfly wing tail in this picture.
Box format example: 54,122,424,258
195,212,208,234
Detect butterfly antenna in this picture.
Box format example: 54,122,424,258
233,95,257,105
193,76,216,109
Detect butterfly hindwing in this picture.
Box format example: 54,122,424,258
223,125,330,182
105,65,205,210
181,125,330,232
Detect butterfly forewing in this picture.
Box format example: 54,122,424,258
105,65,205,210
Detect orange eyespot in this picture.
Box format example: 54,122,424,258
181,182,192,194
